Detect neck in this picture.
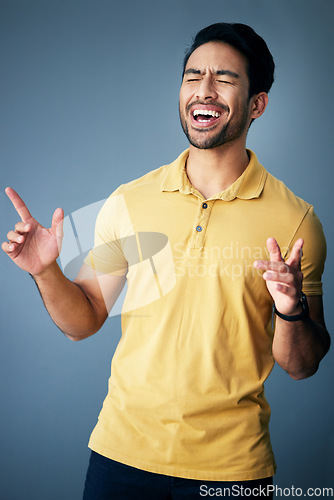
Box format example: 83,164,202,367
186,141,250,199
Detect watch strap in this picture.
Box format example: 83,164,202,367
273,292,309,322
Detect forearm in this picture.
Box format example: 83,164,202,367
32,261,106,340
272,316,330,380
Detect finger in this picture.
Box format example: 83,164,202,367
2,241,18,254
266,237,283,262
272,282,299,296
254,260,289,273
7,230,25,244
286,238,304,267
15,221,31,233
5,187,32,222
263,269,299,285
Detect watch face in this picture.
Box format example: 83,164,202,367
301,293,309,312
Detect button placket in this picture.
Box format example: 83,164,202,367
190,200,214,249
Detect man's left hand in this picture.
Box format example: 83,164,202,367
254,237,304,316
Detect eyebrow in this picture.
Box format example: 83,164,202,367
184,68,240,79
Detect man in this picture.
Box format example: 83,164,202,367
2,23,330,499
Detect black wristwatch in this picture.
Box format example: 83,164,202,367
273,292,309,322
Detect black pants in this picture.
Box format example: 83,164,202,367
83,451,273,499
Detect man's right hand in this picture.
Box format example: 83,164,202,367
2,187,64,277
2,187,125,339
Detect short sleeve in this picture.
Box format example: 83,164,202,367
289,206,327,295
84,190,132,276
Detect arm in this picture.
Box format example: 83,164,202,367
2,187,125,341
272,295,330,379
32,261,125,341
254,238,330,380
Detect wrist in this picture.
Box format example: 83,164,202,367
284,303,303,317
274,293,309,322
31,261,60,281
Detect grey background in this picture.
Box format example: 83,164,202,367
1,0,333,498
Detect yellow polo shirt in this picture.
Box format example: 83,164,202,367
85,149,326,481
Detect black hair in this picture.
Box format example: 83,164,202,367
183,23,275,98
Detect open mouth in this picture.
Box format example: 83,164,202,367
191,108,222,126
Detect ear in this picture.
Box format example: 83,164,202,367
250,92,269,120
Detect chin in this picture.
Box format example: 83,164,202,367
188,132,227,150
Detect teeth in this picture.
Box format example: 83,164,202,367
193,109,221,118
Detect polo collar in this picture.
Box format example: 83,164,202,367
161,149,267,201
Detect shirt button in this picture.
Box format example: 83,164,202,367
202,203,208,209
196,225,203,232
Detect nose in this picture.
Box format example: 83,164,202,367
195,76,218,100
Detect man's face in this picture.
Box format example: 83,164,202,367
179,41,254,150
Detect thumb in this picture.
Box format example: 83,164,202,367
286,238,304,268
51,208,64,249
